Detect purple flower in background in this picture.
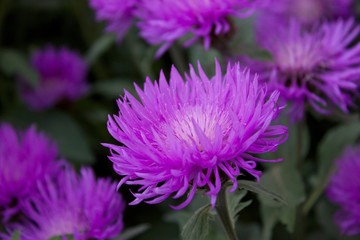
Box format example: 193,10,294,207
105,60,288,209
12,167,125,240
136,0,259,57
256,0,353,35
0,123,61,222
327,146,360,236
242,19,360,121
19,46,88,111
89,0,138,39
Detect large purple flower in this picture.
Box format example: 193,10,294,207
12,167,125,240
19,46,88,111
89,0,138,39
327,146,360,236
242,19,360,121
105,61,288,209
136,0,259,57
0,123,61,222
256,0,353,35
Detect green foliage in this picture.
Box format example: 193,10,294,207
3,109,94,164
181,204,212,240
111,224,150,240
0,49,39,87
10,231,20,240
86,34,116,66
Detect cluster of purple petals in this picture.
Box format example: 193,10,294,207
89,0,139,39
0,123,61,222
242,19,360,121
256,0,353,36
10,167,125,240
327,146,360,236
136,0,259,57
105,61,288,209
19,46,88,111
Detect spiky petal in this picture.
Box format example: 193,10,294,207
10,167,125,240
105,60,287,209
241,19,360,121
327,146,360,236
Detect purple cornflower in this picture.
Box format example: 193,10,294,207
327,146,360,236
256,0,353,33
89,0,138,39
19,46,88,111
242,19,360,121
105,60,288,209
12,167,125,240
0,123,61,222
136,0,259,57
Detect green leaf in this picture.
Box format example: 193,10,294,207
227,189,252,222
49,234,74,240
260,206,279,240
0,49,39,88
259,166,305,233
85,34,116,65
302,121,360,215
3,109,95,164
91,79,136,99
10,231,20,240
181,204,212,240
111,224,150,240
318,121,360,180
237,180,286,205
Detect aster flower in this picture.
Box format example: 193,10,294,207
105,60,288,209
242,19,360,121
327,146,360,236
0,123,61,222
89,0,138,39
136,0,259,57
11,167,125,240
256,0,353,35
19,46,88,110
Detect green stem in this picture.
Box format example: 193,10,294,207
215,188,239,240
302,166,335,215
294,121,305,240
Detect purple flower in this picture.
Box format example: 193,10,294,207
89,0,138,39
0,123,61,222
12,167,125,240
19,46,88,111
105,60,288,209
136,0,259,57
242,19,360,121
256,0,353,35
327,146,360,236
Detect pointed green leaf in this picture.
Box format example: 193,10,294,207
237,180,286,205
0,49,39,87
318,121,360,180
259,166,305,233
49,234,74,240
227,189,252,222
85,34,116,65
111,224,150,240
181,204,212,240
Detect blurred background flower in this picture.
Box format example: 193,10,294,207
327,146,360,236
18,46,88,111
8,167,125,240
0,123,62,223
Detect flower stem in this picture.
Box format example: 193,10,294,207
215,188,239,240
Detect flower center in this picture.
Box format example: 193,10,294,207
167,104,232,146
